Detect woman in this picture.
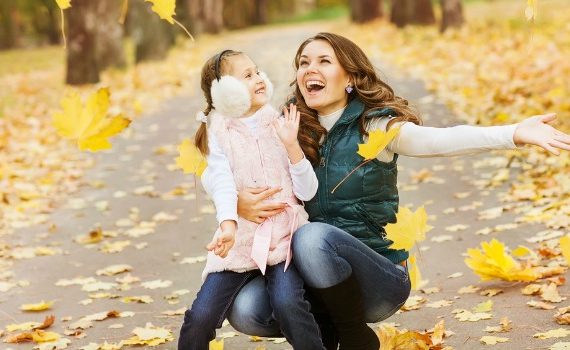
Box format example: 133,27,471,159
202,33,570,350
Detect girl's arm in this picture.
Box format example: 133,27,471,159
273,104,318,201
201,132,239,225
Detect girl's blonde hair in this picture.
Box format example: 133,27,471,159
195,50,243,155
291,32,422,165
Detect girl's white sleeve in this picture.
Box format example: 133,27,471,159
200,133,238,224
377,120,519,159
288,157,318,201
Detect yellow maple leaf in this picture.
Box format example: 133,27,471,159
385,206,433,250
55,0,71,10
464,239,538,282
145,0,175,24
408,254,426,291
21,300,54,311
176,139,207,176
357,127,400,160
560,235,570,265
209,339,224,350
53,88,131,152
31,330,60,343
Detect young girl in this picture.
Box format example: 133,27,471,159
177,50,325,350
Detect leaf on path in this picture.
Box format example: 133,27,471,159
541,283,566,303
458,285,480,294
472,300,493,313
465,239,538,282
534,328,570,339
34,337,71,350
52,88,131,152
560,235,570,265
121,295,153,304
141,279,172,289
527,300,556,310
480,336,509,345
555,307,570,325
96,264,132,276
209,339,224,350
452,308,492,322
176,139,207,176
550,343,570,350
123,323,173,346
484,317,512,333
21,301,54,312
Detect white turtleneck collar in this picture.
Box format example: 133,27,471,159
318,105,347,132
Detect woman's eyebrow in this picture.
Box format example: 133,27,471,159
300,54,332,59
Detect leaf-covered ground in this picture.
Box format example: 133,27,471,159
1,0,569,349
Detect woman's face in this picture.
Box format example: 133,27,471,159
296,40,350,116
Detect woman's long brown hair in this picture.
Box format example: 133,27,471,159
194,50,242,155
291,32,422,165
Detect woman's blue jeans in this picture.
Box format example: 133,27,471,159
227,222,411,336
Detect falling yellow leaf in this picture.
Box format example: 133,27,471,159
209,338,224,350
145,0,175,23
408,254,427,290
525,0,537,21
385,206,432,250
53,88,131,152
55,0,71,9
464,239,539,282
21,301,54,312
357,127,400,160
560,235,570,265
176,139,207,176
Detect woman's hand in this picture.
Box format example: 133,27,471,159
513,113,570,155
273,103,301,148
237,187,287,224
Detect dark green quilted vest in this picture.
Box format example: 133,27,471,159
304,98,408,264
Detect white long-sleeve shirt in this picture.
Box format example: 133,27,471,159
202,107,518,223
200,113,318,225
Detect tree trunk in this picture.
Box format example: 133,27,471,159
130,0,175,63
440,0,464,32
95,0,126,70
390,0,411,27
0,2,21,50
66,0,99,84
254,0,268,24
350,0,383,23
223,0,256,29
412,0,435,25
185,0,224,35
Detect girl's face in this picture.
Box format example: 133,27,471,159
296,40,350,116
227,54,268,116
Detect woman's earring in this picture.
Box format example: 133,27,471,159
345,85,353,94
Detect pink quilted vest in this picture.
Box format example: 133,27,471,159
202,104,309,279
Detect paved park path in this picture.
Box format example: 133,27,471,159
2,20,567,350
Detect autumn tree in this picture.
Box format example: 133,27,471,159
350,0,384,23
179,0,224,35
441,0,464,32
66,0,99,84
129,0,176,63
390,0,435,27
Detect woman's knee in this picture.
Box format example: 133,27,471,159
227,277,281,337
292,222,334,260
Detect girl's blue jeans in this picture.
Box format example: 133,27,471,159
227,222,411,336
177,262,324,350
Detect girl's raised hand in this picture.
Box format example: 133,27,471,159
513,113,570,155
273,103,301,148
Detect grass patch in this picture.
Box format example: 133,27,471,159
0,46,64,78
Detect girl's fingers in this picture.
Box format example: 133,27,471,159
542,142,560,156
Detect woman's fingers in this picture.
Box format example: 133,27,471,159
550,140,570,152
256,186,282,200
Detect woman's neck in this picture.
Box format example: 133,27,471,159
318,104,348,119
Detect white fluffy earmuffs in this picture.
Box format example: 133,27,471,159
210,72,273,118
